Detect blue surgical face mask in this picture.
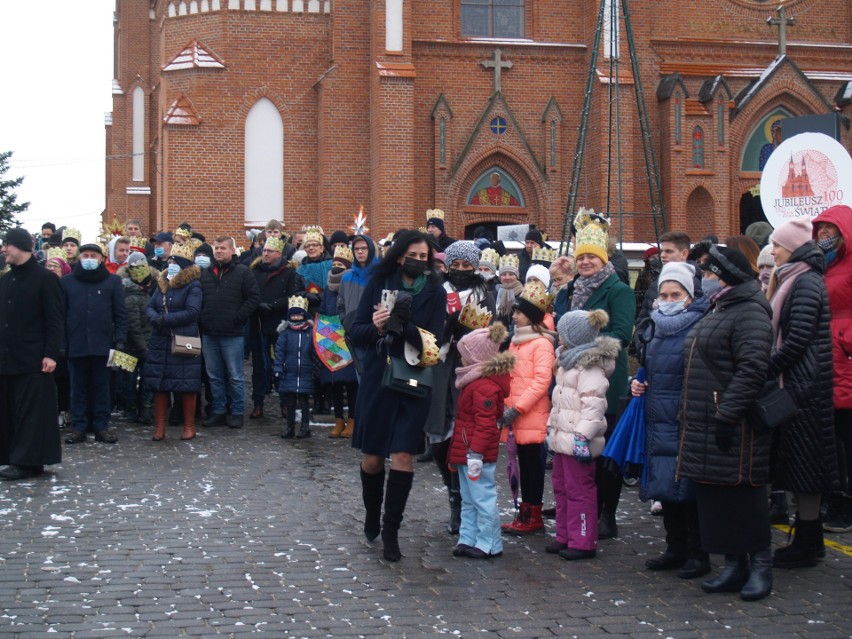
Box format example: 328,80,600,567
81,258,99,271
195,256,211,269
167,263,181,279
154,246,166,258
657,300,687,316
702,278,721,296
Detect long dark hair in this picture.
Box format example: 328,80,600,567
373,229,442,285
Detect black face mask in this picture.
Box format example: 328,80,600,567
401,257,428,278
448,269,476,290
331,266,345,275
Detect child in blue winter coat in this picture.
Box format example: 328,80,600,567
274,295,315,439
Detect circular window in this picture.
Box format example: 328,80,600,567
490,116,508,135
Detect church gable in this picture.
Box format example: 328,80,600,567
451,91,543,179
731,55,831,120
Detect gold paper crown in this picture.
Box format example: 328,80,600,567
288,295,309,312
301,224,325,236
479,248,499,265
333,245,353,264
111,350,138,373
411,328,440,368
426,208,445,222
574,207,610,263
129,236,147,250
46,247,66,260
531,247,558,264
418,226,428,234
303,231,324,247
62,228,82,245
264,237,285,252
174,226,193,239
520,280,553,313
100,218,126,243
170,242,195,262
498,253,520,272
458,303,493,331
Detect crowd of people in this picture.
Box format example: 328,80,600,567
0,204,850,603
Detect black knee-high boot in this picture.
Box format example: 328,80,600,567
382,469,414,562
360,466,385,542
431,440,460,534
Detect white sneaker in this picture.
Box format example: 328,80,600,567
651,501,663,516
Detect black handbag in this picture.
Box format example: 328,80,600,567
381,355,433,399
748,380,798,433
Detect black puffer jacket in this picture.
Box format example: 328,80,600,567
199,257,260,336
768,242,838,493
248,256,304,337
678,279,773,486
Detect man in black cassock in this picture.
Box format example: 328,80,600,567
0,228,64,480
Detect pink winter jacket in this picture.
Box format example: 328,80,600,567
503,326,556,445
548,336,620,458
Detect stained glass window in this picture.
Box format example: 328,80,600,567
490,116,508,135
692,126,705,169
461,0,525,39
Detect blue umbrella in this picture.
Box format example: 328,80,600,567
602,367,646,476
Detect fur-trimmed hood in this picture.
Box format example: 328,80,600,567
557,335,621,372
479,350,515,377
157,264,201,292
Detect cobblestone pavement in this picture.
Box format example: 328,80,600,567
1,407,850,638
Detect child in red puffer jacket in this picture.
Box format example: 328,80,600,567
448,322,515,559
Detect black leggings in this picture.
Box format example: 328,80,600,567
284,393,311,426
329,382,358,419
517,443,545,506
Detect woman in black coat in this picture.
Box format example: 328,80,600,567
143,246,202,441
350,230,447,562
765,221,837,568
678,246,774,601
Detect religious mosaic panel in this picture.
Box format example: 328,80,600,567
741,107,793,172
467,168,524,206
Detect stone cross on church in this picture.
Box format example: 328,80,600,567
481,48,513,93
767,5,795,56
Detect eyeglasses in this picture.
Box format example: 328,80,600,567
353,247,369,252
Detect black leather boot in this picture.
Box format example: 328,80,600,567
448,472,462,535
774,517,822,568
740,548,772,601
701,555,750,593
281,420,295,439
361,467,385,542
381,469,413,562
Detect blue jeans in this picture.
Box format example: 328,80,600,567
455,462,502,556
249,333,274,407
68,356,111,433
203,335,246,415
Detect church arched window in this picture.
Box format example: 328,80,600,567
244,98,284,225
674,91,682,146
132,87,145,182
717,95,725,146
691,126,705,169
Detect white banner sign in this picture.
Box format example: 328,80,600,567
760,132,852,228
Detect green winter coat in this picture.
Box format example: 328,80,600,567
581,272,636,415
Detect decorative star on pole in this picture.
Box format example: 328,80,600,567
351,206,369,236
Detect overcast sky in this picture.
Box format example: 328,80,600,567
0,1,114,242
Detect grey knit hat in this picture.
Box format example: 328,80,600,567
444,240,481,268
658,261,695,298
557,309,609,348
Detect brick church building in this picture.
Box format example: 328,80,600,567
105,0,852,244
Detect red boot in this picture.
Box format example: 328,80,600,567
504,504,545,535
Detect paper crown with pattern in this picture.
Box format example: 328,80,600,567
573,207,610,264
479,248,500,270
174,226,193,239
333,244,353,265
170,241,195,262
129,236,147,251
45,246,66,260
498,253,520,274
519,280,553,313
62,228,82,246
302,230,325,247
404,328,440,368
99,218,126,243
264,237,285,252
531,246,558,265
110,350,138,373
458,303,493,331
425,208,445,222
288,295,309,312
418,226,428,234
301,224,325,236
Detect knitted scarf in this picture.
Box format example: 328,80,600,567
650,306,703,337
571,261,615,310
455,362,483,390
496,279,523,317
557,342,597,370
768,260,811,354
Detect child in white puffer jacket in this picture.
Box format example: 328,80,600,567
547,309,620,561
